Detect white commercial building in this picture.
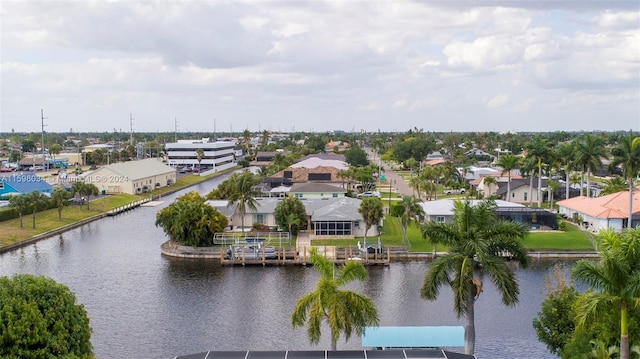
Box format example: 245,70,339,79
165,138,236,172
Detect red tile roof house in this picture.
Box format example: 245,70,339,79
557,191,640,232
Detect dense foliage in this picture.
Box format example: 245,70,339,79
343,146,369,167
274,196,307,235
155,191,228,246
0,274,93,359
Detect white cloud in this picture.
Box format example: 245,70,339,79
1,0,638,133
485,93,510,109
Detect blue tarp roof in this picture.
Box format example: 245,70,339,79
361,326,465,348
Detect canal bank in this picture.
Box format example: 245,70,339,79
0,167,238,254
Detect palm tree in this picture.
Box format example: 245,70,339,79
609,134,640,228
28,190,48,229
572,228,640,359
51,188,70,220
291,248,379,350
8,194,29,228
496,154,519,202
526,136,554,207
227,171,260,233
520,157,537,206
420,200,530,355
547,180,560,211
358,197,384,243
195,148,204,173
575,134,607,198
482,176,497,198
557,141,577,200
391,195,424,247
601,177,628,196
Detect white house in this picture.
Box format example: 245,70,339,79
206,197,379,238
557,191,640,232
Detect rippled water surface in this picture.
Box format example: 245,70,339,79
0,177,564,359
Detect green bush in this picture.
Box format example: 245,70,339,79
0,274,93,358
0,207,19,221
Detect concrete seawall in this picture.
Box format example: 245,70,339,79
160,241,600,262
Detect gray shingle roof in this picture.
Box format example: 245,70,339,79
101,159,175,180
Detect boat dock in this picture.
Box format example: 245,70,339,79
219,245,392,266
106,197,154,216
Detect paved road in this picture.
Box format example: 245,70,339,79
367,149,414,198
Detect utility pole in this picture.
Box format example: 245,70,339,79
41,109,47,171
213,118,216,141
129,113,134,146
174,117,178,142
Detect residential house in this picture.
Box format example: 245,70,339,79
495,178,546,204
557,191,640,232
207,197,379,238
420,199,524,224
81,158,176,195
289,182,346,199
0,173,53,197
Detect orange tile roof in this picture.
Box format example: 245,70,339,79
557,191,640,219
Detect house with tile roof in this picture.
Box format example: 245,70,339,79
80,158,176,195
557,191,640,232
0,173,53,197
206,197,379,238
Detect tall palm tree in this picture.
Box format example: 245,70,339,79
51,187,70,220
609,134,640,228
547,180,560,211
575,134,607,198
195,148,205,172
8,194,29,228
557,141,577,200
496,154,520,202
526,136,554,207
482,176,498,198
358,197,384,243
520,157,537,206
420,200,530,355
391,195,424,247
227,171,260,233
28,190,48,229
572,228,640,359
291,248,379,350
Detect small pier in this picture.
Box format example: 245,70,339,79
219,245,391,266
107,197,153,216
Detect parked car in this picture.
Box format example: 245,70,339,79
443,188,465,195
357,191,381,198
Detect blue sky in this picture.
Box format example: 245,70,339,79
1,1,638,133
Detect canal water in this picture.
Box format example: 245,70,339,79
0,176,564,358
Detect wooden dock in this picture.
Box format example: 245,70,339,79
106,197,152,216
219,246,391,266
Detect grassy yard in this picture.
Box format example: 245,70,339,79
0,194,139,248
0,167,238,249
312,216,596,252
525,222,595,251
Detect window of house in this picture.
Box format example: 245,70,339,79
332,193,338,197
436,216,445,223
254,213,266,224
524,192,527,201
512,193,515,198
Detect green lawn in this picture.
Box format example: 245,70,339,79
525,222,595,251
312,216,596,252
0,167,238,249
0,194,140,248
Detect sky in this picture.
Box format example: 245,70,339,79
1,1,639,134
